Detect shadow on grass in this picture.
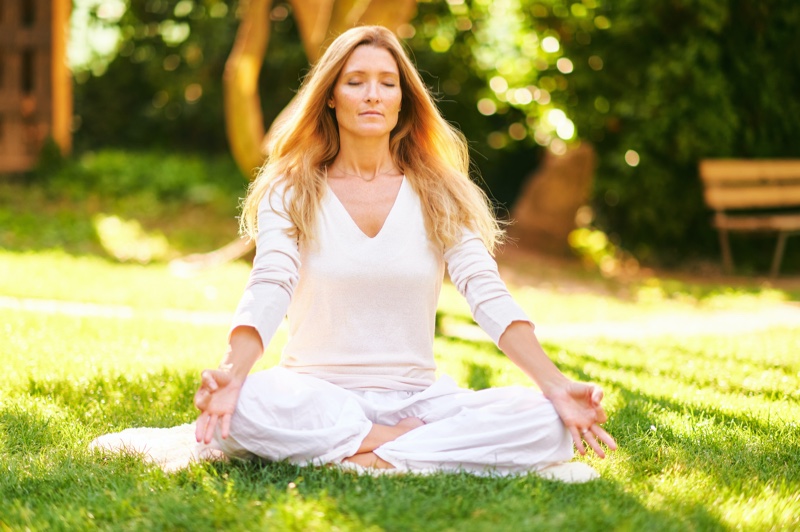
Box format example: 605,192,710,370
553,341,800,404
1,369,731,530
552,353,800,490
3,444,724,530
435,331,799,507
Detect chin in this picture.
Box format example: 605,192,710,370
346,127,394,138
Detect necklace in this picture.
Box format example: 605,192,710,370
329,166,400,182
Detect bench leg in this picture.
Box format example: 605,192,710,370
770,232,788,278
719,229,733,273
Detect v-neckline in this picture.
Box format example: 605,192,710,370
326,176,406,239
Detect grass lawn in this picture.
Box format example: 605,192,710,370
2,249,799,531
2,151,799,530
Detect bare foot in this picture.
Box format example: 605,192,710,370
343,452,394,469
343,417,426,469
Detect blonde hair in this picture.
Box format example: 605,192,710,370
240,25,503,253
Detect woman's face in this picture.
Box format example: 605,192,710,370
329,45,402,141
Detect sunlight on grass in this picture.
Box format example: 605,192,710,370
93,214,171,263
0,249,249,311
2,250,799,530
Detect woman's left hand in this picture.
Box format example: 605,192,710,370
546,381,617,458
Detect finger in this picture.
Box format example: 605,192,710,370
194,388,210,410
594,406,608,425
593,424,618,451
583,430,606,459
201,370,219,392
213,370,232,386
591,386,604,405
203,414,218,444
220,413,232,440
195,413,208,442
569,426,587,455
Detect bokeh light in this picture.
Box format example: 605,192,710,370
508,123,527,140
487,131,508,149
477,98,497,116
588,55,604,70
397,24,416,39
556,58,574,74
489,76,509,93
541,36,560,53
184,84,203,103
625,150,640,166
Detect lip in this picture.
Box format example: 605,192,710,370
359,110,383,116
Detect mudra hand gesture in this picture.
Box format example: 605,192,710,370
194,367,243,445
546,381,616,457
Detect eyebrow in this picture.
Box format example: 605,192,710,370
342,70,399,76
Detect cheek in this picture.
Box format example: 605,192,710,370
333,87,356,107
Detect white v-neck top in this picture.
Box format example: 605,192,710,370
231,178,532,391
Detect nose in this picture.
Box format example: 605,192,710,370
364,81,381,103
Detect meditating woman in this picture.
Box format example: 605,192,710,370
192,25,616,481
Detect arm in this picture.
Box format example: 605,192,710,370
195,184,300,444
445,231,616,456
498,321,616,457
194,325,263,444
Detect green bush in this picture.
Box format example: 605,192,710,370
564,0,800,265
39,150,245,203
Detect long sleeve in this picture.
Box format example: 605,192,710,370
444,230,532,345
230,185,301,347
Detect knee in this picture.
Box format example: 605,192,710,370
536,398,573,459
507,389,572,454
232,367,363,431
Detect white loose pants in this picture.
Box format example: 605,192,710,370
214,367,573,475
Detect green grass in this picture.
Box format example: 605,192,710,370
2,250,799,531
2,152,799,530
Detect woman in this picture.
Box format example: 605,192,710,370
193,25,616,481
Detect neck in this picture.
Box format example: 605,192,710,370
332,133,396,180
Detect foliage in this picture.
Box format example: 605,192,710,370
68,1,800,267
1,150,243,257
72,0,306,153
2,250,800,530
407,0,800,267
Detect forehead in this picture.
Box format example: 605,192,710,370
340,45,399,75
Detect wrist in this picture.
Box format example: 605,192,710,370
538,375,571,399
217,362,248,386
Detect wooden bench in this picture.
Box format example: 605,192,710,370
700,159,800,277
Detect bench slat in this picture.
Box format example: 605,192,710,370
714,213,800,232
703,185,800,209
700,160,800,183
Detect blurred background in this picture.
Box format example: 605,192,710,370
3,0,800,275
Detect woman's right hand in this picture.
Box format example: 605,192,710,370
194,368,244,444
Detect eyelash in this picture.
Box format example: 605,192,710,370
346,82,397,87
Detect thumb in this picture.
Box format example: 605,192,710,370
211,369,234,386
591,385,604,405
200,369,219,392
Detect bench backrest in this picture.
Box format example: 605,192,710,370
699,159,800,211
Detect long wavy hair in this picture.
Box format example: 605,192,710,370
240,25,503,253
